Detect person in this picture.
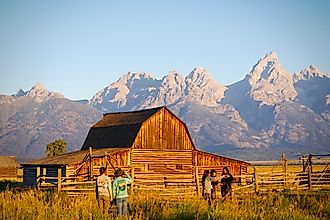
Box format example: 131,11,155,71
112,168,132,217
220,167,234,199
210,169,219,200
96,167,112,215
203,171,213,205
201,170,209,198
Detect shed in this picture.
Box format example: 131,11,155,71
22,106,249,187
0,156,19,180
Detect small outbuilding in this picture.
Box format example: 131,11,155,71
22,106,249,188
0,156,19,180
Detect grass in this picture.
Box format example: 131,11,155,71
0,187,329,220
247,164,326,174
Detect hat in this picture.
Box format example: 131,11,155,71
114,168,124,177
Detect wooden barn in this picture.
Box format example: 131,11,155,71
0,156,19,180
22,106,249,188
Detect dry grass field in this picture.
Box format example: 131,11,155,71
247,163,327,174
0,187,329,220
1,162,329,219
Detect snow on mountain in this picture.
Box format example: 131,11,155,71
91,67,227,112
248,52,297,105
293,65,330,114
13,82,64,102
1,51,330,161
143,70,186,108
89,72,161,112
0,91,101,160
184,67,226,106
293,65,328,81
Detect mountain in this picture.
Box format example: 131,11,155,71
293,65,330,114
0,83,102,161
1,52,329,161
90,67,226,111
89,72,161,112
90,52,330,160
221,52,300,130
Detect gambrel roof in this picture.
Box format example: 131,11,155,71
81,106,196,150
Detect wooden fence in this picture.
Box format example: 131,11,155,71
35,165,330,197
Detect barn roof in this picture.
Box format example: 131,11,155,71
94,107,163,128
0,156,19,168
81,106,165,150
21,148,128,166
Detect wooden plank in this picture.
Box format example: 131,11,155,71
58,167,62,193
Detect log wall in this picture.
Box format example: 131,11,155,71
131,149,194,186
132,108,195,150
193,150,248,177
0,168,17,179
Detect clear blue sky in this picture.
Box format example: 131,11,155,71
0,0,329,100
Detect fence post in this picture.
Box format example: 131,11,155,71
195,167,201,196
308,168,312,191
89,147,94,179
283,156,288,187
131,167,135,194
254,167,259,193
58,167,62,193
36,166,40,190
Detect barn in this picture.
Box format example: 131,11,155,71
22,106,249,188
0,156,19,180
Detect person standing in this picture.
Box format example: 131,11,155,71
201,170,209,198
210,169,219,200
112,168,132,217
220,167,234,199
96,167,112,215
203,171,213,205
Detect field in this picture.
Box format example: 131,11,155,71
247,163,327,174
0,186,329,220
1,163,329,219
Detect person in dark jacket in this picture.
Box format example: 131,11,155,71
220,167,234,199
201,170,209,198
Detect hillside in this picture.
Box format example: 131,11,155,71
0,84,102,161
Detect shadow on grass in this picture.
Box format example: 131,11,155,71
0,180,27,191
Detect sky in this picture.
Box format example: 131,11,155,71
0,0,329,100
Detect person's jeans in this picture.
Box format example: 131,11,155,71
98,195,110,215
116,197,128,216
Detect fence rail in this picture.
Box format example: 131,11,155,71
35,166,330,197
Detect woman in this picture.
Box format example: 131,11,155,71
220,167,234,199
201,170,209,198
112,168,132,217
210,169,219,200
203,170,213,205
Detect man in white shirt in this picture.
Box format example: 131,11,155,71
96,167,112,215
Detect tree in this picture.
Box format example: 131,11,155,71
46,139,67,157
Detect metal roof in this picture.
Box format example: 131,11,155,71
81,106,163,150
21,148,127,166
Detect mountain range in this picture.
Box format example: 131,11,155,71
1,52,329,161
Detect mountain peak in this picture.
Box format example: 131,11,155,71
247,52,297,105
33,82,46,90
262,51,279,61
14,88,27,97
248,52,283,84
186,67,213,84
293,65,328,81
25,83,64,101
